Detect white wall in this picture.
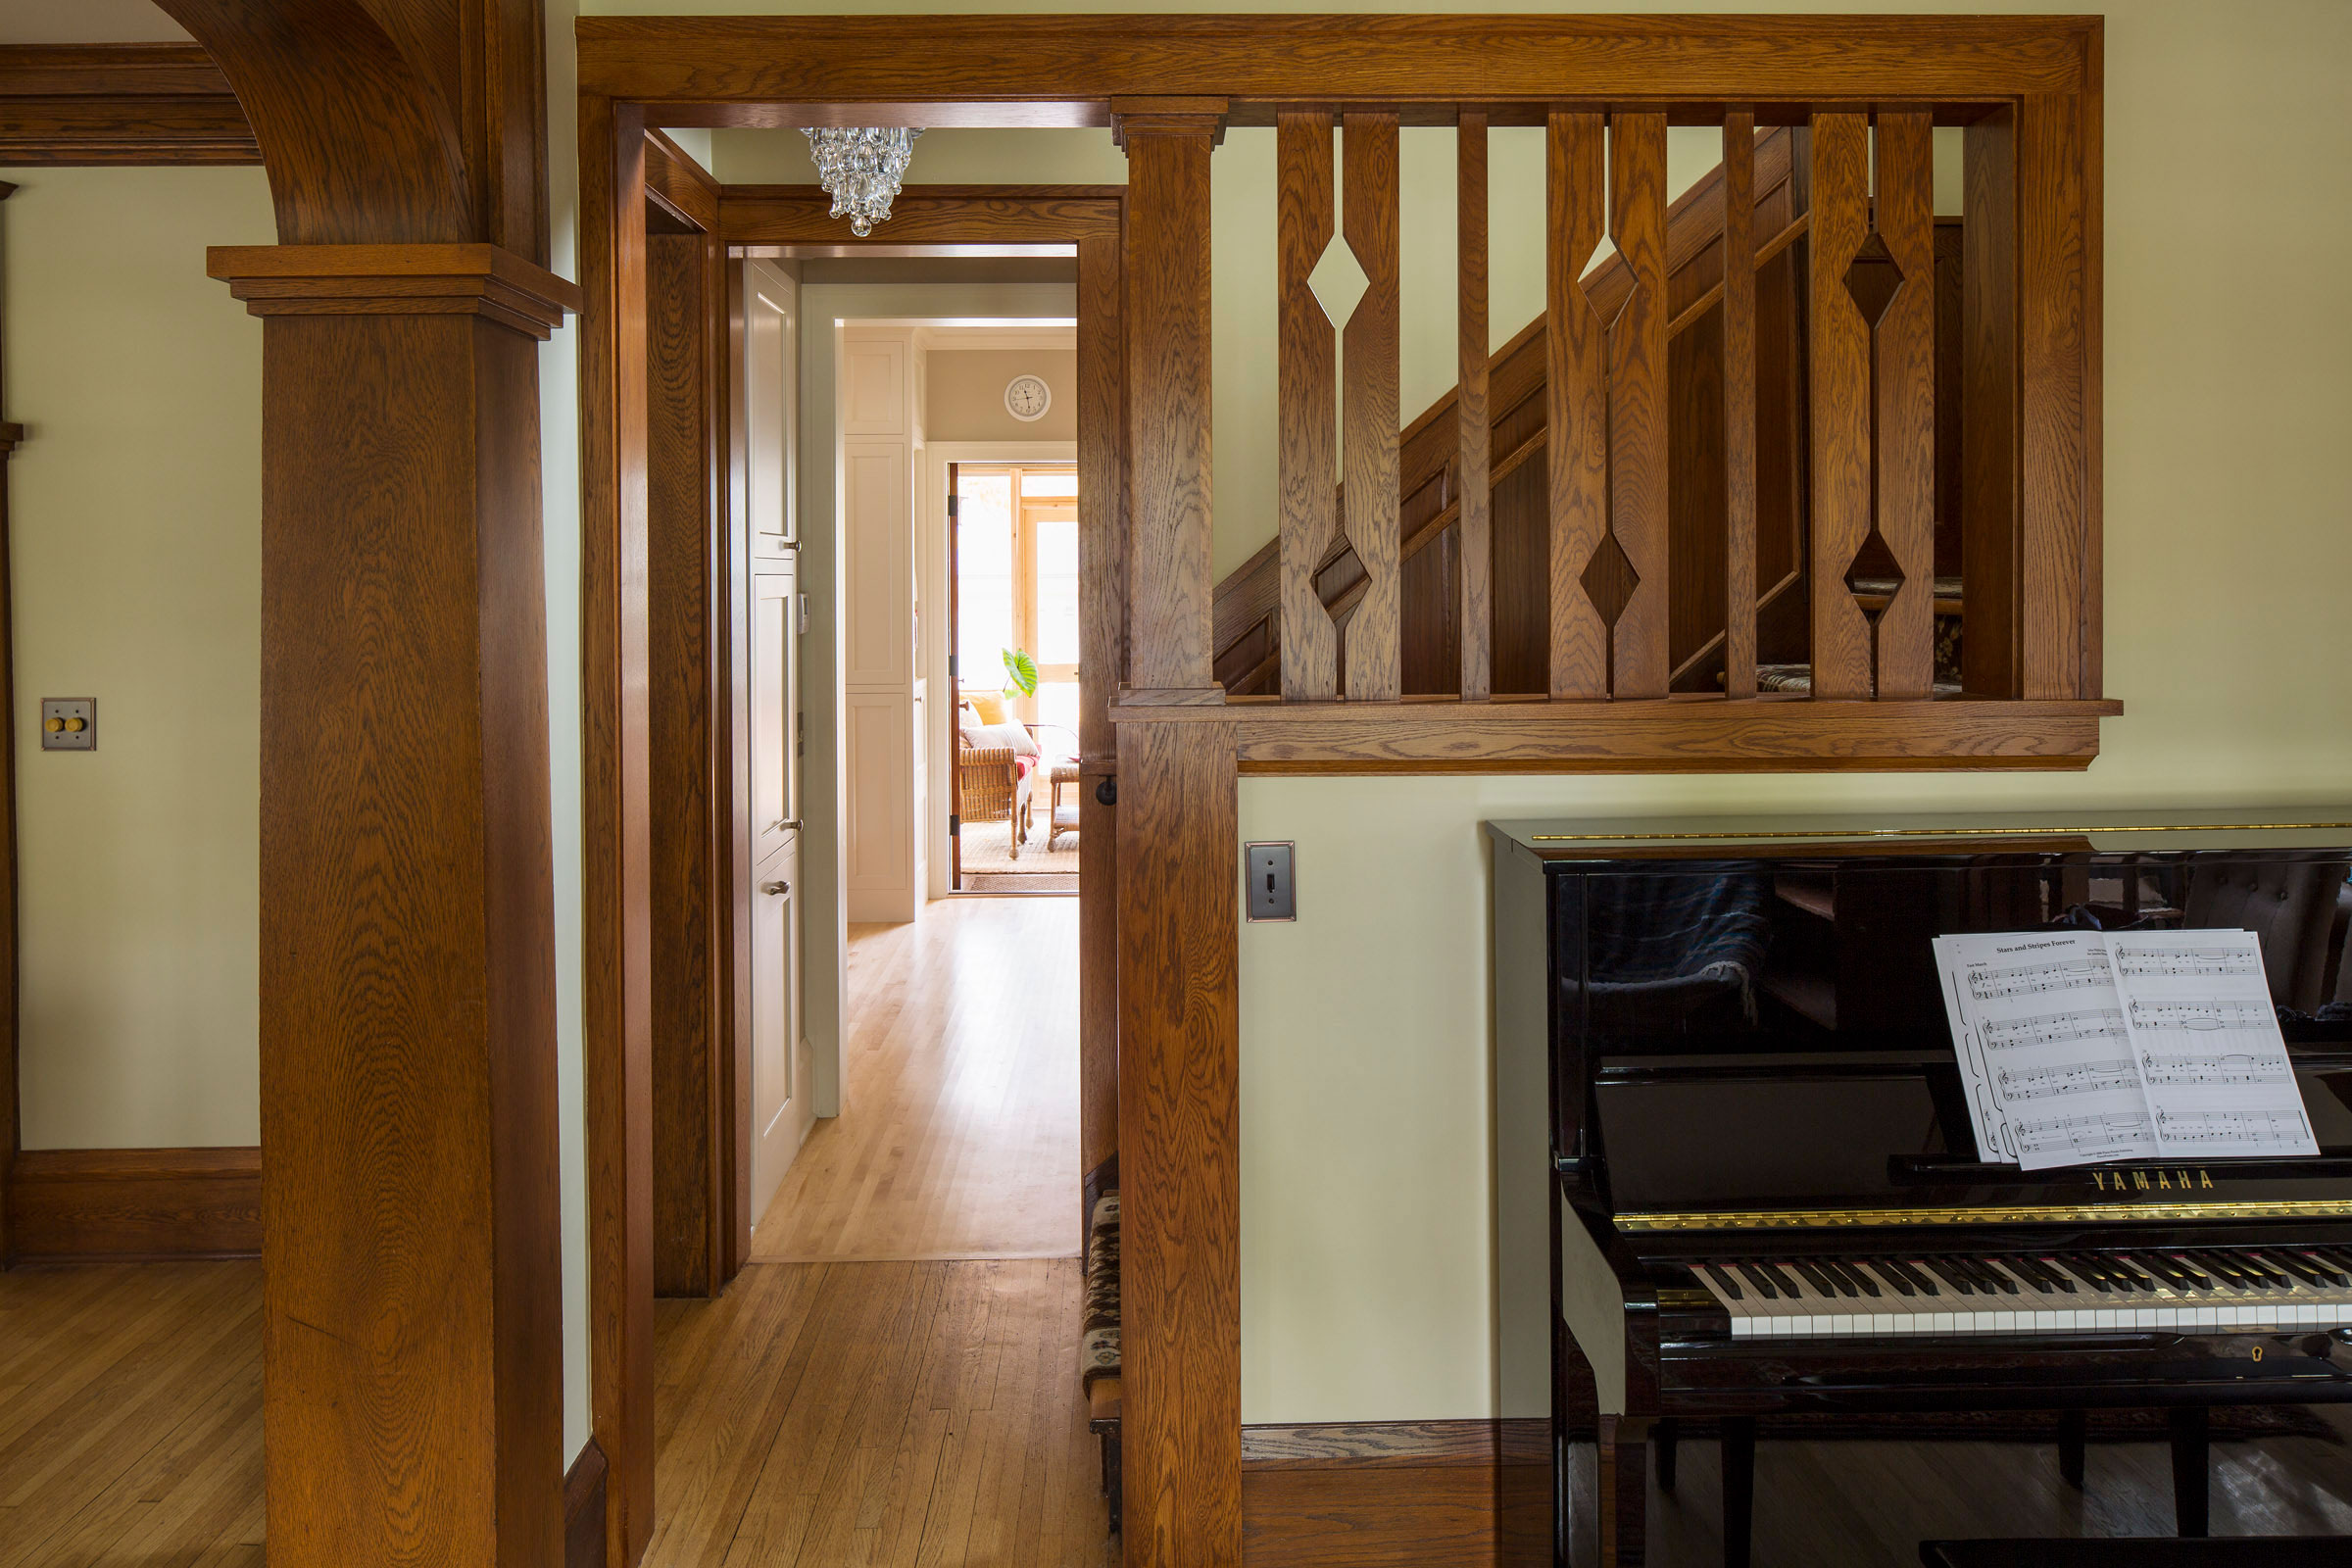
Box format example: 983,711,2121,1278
543,0,595,1466
596,0,2352,1430
3,166,271,1151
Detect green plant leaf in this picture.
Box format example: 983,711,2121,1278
1002,647,1039,697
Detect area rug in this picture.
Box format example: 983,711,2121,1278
956,814,1079,888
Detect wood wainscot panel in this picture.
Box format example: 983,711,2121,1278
1242,1420,1549,1568
7,1147,262,1264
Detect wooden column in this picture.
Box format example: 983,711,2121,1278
1456,113,1491,703
1962,106,2022,699
1545,111,1607,700
1113,98,1225,701
209,244,578,1568
1806,111,1875,699
1339,111,1400,702
1116,716,1240,1568
579,91,658,1568
1872,112,1938,700
2017,91,2091,702
1276,110,1338,702
1720,116,1758,698
1077,229,1125,1196
1605,113,1669,699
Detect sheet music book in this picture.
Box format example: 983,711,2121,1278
1932,928,2319,1170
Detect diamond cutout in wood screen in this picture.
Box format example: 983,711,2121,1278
1843,529,1905,627
1580,527,1639,631
1305,228,1372,329
1842,231,1905,330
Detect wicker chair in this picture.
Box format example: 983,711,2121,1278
956,737,1032,858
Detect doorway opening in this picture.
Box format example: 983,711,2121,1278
950,461,1083,895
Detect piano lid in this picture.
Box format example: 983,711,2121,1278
1488,808,2352,862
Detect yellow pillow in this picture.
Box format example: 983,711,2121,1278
964,691,1007,725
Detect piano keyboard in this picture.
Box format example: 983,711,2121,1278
1690,1248,2352,1338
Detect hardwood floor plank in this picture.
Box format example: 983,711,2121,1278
753,899,1080,1263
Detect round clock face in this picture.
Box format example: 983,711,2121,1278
1004,373,1052,422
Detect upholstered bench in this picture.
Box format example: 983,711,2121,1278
1081,1191,1121,1535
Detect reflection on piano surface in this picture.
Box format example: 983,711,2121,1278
1488,811,2352,1568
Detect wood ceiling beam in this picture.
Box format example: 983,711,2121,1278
580,13,2096,118
0,44,258,167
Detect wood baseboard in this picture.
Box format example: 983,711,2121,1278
1241,1419,1549,1568
5,1146,262,1264
565,1437,609,1568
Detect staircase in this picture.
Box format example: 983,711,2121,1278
1209,126,1967,699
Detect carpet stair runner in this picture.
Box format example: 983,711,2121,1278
1081,1190,1121,1536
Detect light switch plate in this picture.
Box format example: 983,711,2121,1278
40,697,94,752
1245,841,1295,922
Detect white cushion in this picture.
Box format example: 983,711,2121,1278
966,721,1039,757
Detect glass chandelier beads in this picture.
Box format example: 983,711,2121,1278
802,126,922,236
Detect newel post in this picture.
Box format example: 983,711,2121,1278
1112,97,1226,703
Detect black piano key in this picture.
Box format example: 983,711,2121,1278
1922,1258,1978,1296
1756,1261,1804,1298
2295,1251,2350,1287
1969,1257,2021,1295
2008,1256,2061,1292
1790,1259,1841,1298
2032,1256,2080,1293
2131,1253,2193,1290
2107,1256,2159,1292
2311,1247,2352,1278
2232,1252,2292,1290
2059,1255,2114,1293
1703,1263,1743,1301
2165,1254,2214,1290
1824,1259,1879,1298
2200,1252,2258,1290
1858,1259,1913,1297
1733,1262,1781,1300
2258,1250,2328,1289
1892,1259,1940,1296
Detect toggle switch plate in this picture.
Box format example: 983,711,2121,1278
40,697,94,752
1245,841,1296,922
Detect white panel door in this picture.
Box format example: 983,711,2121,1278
750,832,808,1224
743,260,797,555
843,690,910,907
840,336,906,435
751,564,798,868
842,441,909,688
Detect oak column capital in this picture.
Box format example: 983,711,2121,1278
208,243,582,339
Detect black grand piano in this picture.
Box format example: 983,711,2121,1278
1488,811,2352,1567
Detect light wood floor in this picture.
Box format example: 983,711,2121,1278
13,1253,2352,1563
646,1257,1112,1567
0,1260,264,1568
752,896,1081,1262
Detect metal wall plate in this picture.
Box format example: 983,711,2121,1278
1245,841,1296,922
40,697,94,751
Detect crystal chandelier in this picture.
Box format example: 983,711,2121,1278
802,126,922,236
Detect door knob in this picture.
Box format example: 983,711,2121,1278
770,818,802,833
762,879,791,897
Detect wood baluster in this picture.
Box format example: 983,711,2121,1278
1545,110,1608,700
1606,112,1669,699
1962,105,2021,699
1456,109,1491,703
2017,92,2090,702
1873,111,1937,699
1341,111,1400,702
1276,109,1338,702
1721,112,1758,699
1806,110,1874,699
1113,99,1228,701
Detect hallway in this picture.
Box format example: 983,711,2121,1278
754,896,1081,1262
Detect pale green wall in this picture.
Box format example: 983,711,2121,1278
590,0,2352,1425
2,166,270,1151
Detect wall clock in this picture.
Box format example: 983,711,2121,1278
1004,373,1052,422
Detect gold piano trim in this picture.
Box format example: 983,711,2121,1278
1620,1199,2352,1233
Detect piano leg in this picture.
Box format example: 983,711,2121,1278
2169,1405,2210,1538
2057,1407,2086,1491
1563,1413,1651,1568
1653,1419,1679,1492
1721,1416,1755,1568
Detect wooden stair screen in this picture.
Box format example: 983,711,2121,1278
1276,110,1337,701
